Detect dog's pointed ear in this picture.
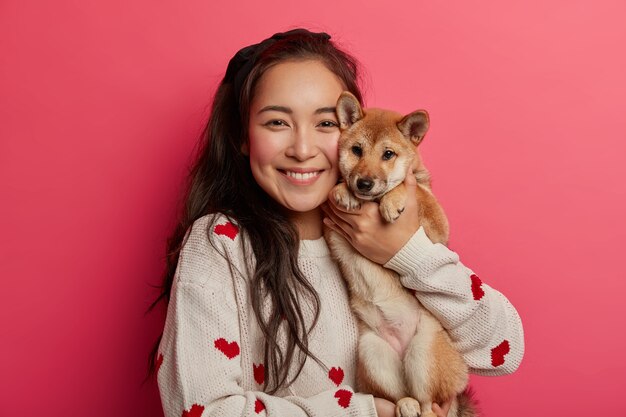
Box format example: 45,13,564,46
336,91,363,130
397,110,430,145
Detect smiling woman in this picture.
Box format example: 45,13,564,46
148,28,523,417
246,60,344,236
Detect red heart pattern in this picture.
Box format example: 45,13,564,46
156,353,164,374
255,399,265,414
182,404,205,417
334,389,352,408
328,367,344,386
214,338,240,359
491,340,510,367
214,222,239,240
253,363,265,385
470,274,485,301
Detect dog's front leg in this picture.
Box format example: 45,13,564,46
379,184,407,223
332,182,362,211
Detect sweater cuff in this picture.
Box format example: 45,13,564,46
383,226,459,277
354,393,377,417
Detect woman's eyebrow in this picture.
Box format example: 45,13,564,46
257,105,292,114
314,107,336,115
256,105,337,115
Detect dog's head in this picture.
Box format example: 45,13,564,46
335,91,430,200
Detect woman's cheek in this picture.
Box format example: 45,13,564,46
327,132,340,167
325,132,340,184
248,128,282,167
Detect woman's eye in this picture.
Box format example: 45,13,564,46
318,120,338,128
265,120,288,128
351,145,362,157
382,150,395,160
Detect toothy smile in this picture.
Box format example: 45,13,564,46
283,170,322,180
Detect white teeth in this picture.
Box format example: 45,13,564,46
285,171,320,180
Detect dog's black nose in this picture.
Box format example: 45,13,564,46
356,178,374,192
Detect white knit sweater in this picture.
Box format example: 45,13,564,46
157,213,524,417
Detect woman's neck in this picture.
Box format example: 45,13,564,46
289,208,324,240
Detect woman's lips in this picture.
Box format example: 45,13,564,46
279,169,323,185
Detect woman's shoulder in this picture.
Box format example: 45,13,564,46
179,213,241,267
176,212,246,285
185,212,242,246
190,212,236,231
175,213,243,294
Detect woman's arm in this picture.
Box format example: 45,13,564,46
322,169,524,376
383,225,524,375
157,215,378,417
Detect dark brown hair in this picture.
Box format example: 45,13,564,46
148,29,363,393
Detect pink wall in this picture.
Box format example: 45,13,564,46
2,0,625,415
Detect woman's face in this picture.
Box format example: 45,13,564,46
247,59,345,218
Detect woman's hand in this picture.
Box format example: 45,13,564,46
374,397,452,417
322,163,422,265
433,399,452,417
373,397,395,417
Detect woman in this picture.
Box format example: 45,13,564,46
149,28,524,417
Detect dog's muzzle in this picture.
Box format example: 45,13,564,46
356,178,374,192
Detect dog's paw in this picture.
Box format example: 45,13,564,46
379,199,405,223
333,184,361,211
395,397,421,417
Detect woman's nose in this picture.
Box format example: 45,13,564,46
286,128,317,161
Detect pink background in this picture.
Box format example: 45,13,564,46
2,0,625,415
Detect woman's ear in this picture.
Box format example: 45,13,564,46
336,91,363,130
241,141,249,156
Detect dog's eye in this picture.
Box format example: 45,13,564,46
351,146,362,157
382,150,395,161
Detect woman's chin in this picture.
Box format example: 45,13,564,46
281,197,326,215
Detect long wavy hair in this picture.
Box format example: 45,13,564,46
147,30,363,394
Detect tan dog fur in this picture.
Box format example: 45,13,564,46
325,92,477,417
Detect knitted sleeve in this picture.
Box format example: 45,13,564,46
383,226,524,376
157,215,377,417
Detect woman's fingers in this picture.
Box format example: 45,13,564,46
325,190,379,227
321,206,353,243
432,399,453,417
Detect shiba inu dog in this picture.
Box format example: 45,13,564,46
325,92,477,417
